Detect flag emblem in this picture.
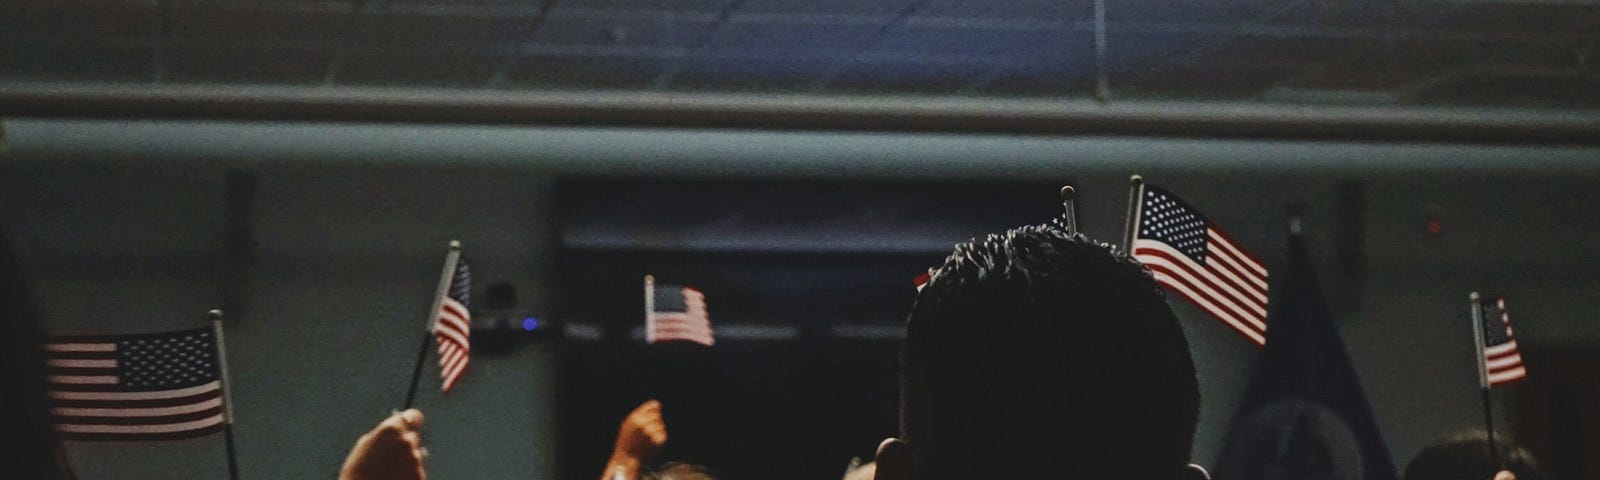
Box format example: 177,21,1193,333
1478,295,1527,386
646,275,715,347
914,267,937,292
45,327,225,442
1132,185,1270,346
1215,234,1397,480
433,259,472,393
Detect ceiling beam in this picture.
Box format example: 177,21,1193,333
319,0,374,86
485,0,560,88
647,0,748,90
805,0,937,92
1,83,1595,145
8,19,1591,53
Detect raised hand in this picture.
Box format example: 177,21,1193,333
603,400,668,480
340,409,428,480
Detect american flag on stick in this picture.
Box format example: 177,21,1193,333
433,259,472,393
1131,184,1271,346
645,275,714,347
1475,294,1527,387
45,327,227,442
914,267,937,292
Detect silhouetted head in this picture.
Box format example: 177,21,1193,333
878,220,1200,480
1405,431,1543,480
645,462,717,480
2,222,75,479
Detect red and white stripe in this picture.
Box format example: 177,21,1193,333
650,288,715,347
433,296,471,393
1485,342,1526,386
45,340,225,441
914,268,935,292
1485,300,1526,386
1135,228,1270,346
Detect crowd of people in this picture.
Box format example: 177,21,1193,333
333,221,1547,480
2,218,1548,480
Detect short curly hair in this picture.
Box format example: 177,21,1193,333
901,220,1200,480
644,462,717,480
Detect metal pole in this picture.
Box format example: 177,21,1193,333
209,310,240,480
403,240,461,409
644,275,656,344
1469,292,1501,465
1122,175,1145,252
1481,387,1500,465
1470,292,1490,390
1059,185,1078,235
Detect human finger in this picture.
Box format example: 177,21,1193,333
397,409,425,431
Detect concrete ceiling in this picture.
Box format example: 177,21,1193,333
3,0,1598,108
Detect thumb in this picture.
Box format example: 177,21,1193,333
397,409,425,431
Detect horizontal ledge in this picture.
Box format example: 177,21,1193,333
560,241,956,256
630,324,800,341
559,324,905,342
2,83,1598,145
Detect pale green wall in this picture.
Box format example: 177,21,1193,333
1,165,559,480
3,121,1597,478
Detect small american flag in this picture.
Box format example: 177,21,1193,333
1478,295,1527,387
433,259,471,393
45,327,227,442
914,267,936,292
1132,185,1271,346
646,275,714,347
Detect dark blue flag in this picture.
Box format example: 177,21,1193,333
1215,233,1397,480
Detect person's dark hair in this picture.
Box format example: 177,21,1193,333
644,462,718,480
2,222,75,479
1404,431,1543,480
901,220,1200,480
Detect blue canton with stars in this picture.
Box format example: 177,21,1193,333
450,260,471,305
116,328,218,391
1138,186,1212,263
1480,298,1515,347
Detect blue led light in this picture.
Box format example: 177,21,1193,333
522,317,539,331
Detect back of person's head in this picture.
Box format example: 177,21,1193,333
2,222,75,480
645,462,717,480
893,220,1200,480
1404,431,1543,480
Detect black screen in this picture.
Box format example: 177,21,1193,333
554,179,1062,480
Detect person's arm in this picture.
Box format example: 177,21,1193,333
601,400,668,480
340,409,428,480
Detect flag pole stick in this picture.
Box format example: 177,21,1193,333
1121,175,1145,252
1481,386,1499,464
404,241,462,409
1469,292,1501,465
209,309,241,480
1059,185,1079,235
644,275,656,344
